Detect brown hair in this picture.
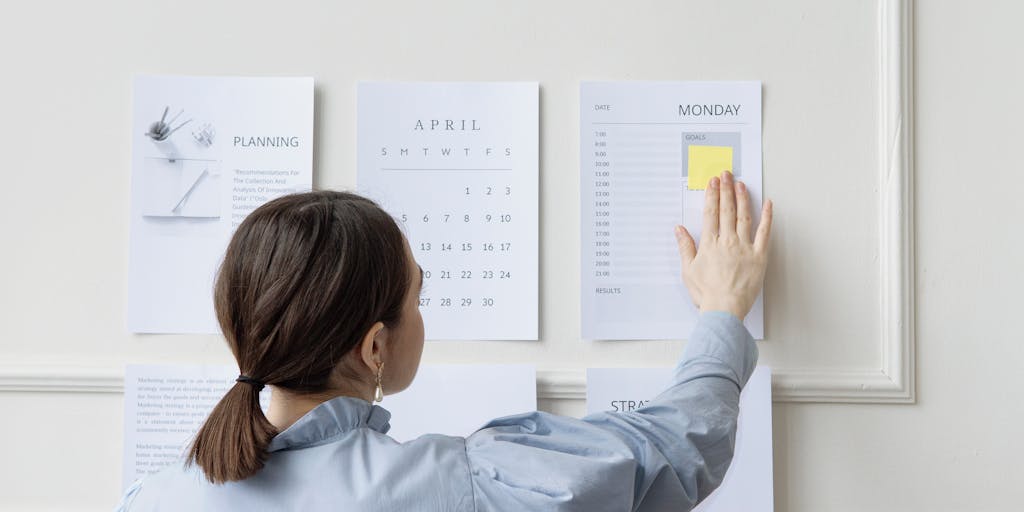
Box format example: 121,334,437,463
186,190,411,484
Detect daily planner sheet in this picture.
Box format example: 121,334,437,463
580,81,763,340
358,82,539,340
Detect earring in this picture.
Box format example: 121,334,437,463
374,362,384,403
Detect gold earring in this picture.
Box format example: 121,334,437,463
374,362,384,403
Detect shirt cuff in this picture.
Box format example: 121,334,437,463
677,311,759,389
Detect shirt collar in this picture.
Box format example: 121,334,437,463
267,396,392,452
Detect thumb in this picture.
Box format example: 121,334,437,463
674,225,696,269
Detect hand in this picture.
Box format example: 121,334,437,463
674,171,773,320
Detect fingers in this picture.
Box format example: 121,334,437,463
702,177,720,239
753,199,774,254
735,180,753,244
719,171,737,239
674,225,696,269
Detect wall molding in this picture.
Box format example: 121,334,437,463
0,364,125,394
773,0,916,403
0,0,914,404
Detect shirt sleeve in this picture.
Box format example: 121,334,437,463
112,478,143,512
465,311,758,512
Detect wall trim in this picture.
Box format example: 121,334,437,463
0,363,912,404
773,0,916,403
0,364,125,394
0,0,914,404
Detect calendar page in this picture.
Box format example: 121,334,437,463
580,81,763,340
357,82,538,340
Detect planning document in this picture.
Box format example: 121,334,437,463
587,366,774,512
122,363,536,490
127,75,313,333
580,81,763,340
358,82,539,340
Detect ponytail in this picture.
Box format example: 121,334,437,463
186,191,410,483
186,381,277,484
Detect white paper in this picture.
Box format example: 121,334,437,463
580,81,763,340
357,82,539,340
121,365,268,491
383,364,536,443
586,366,774,512
128,75,314,333
122,363,537,490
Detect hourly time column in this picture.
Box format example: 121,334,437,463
580,87,687,340
357,82,539,341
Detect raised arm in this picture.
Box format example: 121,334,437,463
467,171,773,511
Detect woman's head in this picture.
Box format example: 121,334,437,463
187,190,424,484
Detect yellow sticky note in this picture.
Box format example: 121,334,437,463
688,145,733,190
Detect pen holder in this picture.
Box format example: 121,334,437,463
150,137,181,162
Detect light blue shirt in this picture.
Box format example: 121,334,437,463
117,312,757,511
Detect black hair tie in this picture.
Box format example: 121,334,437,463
236,375,266,392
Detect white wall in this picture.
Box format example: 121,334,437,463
0,1,1022,510
767,2,1024,509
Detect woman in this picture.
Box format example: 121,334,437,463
117,170,772,511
